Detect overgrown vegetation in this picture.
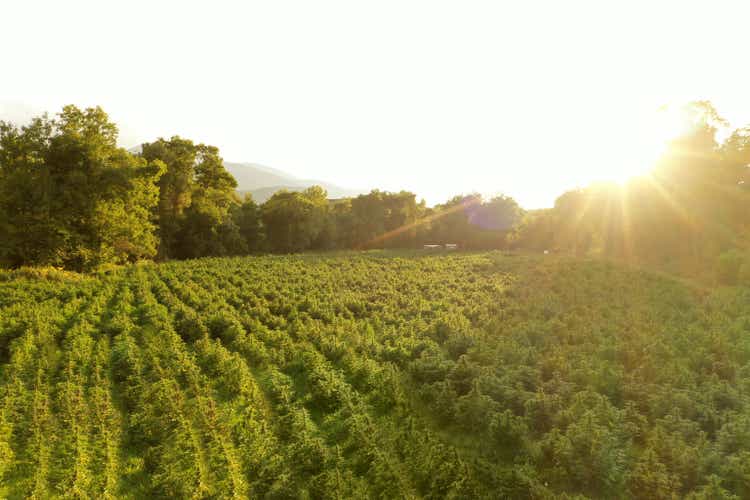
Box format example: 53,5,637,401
1,252,748,498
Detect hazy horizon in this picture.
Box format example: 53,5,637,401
4,0,750,208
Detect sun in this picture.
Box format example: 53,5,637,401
606,107,691,184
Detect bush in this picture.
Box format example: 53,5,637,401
174,309,208,342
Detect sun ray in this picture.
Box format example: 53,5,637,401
359,196,482,249
642,174,694,229
619,182,635,263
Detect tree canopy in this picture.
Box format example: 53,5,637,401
140,136,241,259
261,187,329,253
0,106,164,271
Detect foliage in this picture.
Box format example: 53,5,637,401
1,252,749,497
261,186,329,252
0,106,164,271
232,194,263,252
139,136,241,260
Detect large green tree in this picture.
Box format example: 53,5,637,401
349,190,423,248
428,194,522,249
262,186,328,252
232,194,263,252
140,137,241,259
428,195,481,247
0,106,164,270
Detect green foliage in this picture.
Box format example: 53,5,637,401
139,136,242,260
348,190,423,248
445,193,524,249
262,186,329,252
0,106,164,271
1,252,749,497
232,194,263,252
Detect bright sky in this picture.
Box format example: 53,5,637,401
3,0,750,208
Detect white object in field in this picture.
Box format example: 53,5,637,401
423,244,442,250
544,250,549,254
445,243,458,250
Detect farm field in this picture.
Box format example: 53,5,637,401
0,252,749,499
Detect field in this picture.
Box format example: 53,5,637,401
0,252,749,499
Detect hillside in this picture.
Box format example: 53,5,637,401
224,161,363,202
0,252,748,498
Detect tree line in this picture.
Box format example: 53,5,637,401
1,102,748,275
0,105,523,271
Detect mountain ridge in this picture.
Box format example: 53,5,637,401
128,145,364,202
224,161,364,202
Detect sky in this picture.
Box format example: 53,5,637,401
3,0,750,208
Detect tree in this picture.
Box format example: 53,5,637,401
429,195,480,247
319,198,354,249
474,195,523,231
262,186,328,252
427,194,522,249
349,190,422,249
349,190,390,248
232,194,263,252
0,116,60,266
139,137,241,259
140,137,198,258
508,209,556,251
0,106,164,270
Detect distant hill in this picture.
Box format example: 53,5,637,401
223,162,300,191
128,146,365,203
224,162,364,203
237,184,364,204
